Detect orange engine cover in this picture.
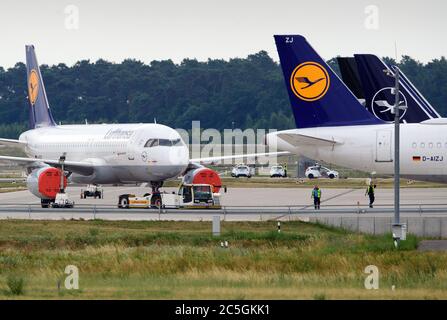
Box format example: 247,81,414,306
38,167,67,199
184,167,222,193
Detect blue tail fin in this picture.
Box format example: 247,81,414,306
25,45,56,129
274,35,382,128
354,54,440,123
337,57,364,99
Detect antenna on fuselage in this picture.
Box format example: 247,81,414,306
85,119,88,125
154,118,157,124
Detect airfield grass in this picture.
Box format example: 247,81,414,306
0,219,447,299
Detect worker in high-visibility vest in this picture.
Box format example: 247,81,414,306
311,185,321,210
365,182,376,208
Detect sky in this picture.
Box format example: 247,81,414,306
0,0,446,68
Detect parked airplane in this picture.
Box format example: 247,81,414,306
337,55,441,123
0,46,283,206
267,35,447,182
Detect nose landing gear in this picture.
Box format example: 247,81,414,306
150,181,163,208
117,181,164,209
150,181,163,193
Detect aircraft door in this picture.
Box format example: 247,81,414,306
375,130,393,162
127,132,140,161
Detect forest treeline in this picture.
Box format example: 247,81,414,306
0,51,446,138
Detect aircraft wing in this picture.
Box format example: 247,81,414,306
0,138,27,150
277,133,342,147
0,155,94,175
190,151,290,165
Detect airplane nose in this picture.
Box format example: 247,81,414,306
166,145,189,166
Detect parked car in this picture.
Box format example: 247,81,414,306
270,165,286,178
305,165,339,179
231,164,251,178
80,184,103,199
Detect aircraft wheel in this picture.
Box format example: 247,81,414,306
41,199,51,208
151,194,162,209
119,196,129,209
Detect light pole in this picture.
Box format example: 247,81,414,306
386,66,407,247
393,67,400,228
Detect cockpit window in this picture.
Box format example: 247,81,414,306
172,138,182,146
144,138,183,147
144,139,159,147
159,139,172,146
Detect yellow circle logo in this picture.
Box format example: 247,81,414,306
290,62,330,101
28,69,39,105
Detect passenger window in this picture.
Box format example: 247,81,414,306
437,142,442,148
429,143,433,149
412,142,417,148
421,143,425,148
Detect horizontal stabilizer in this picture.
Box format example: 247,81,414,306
277,133,342,147
0,138,27,150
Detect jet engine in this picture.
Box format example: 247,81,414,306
27,167,67,199
182,167,222,193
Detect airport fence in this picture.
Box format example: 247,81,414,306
1,202,447,234
0,202,446,213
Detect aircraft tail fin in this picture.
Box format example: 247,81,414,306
25,45,56,129
274,35,382,128
354,54,440,123
337,57,364,99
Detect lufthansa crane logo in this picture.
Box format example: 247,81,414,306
28,69,39,106
371,87,407,122
141,151,148,162
290,62,330,102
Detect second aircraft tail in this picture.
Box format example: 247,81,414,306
25,45,56,129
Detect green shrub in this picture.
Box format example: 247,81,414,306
6,275,25,296
313,293,327,300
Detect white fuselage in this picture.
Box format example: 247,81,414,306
267,122,447,182
19,123,190,184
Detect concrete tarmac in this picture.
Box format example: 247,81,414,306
1,185,446,207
